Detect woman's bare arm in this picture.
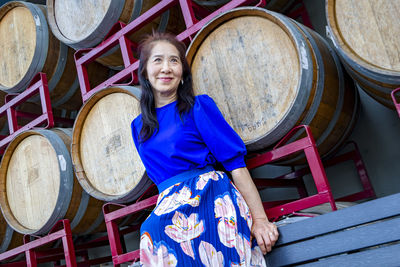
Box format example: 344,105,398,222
231,167,279,254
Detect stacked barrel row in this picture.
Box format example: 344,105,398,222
0,0,399,255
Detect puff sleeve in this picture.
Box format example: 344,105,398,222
194,94,247,171
131,116,141,151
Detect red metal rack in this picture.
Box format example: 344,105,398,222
0,220,77,267
252,140,376,214
326,141,375,202
0,73,54,154
74,0,266,102
392,87,400,118
246,125,337,219
103,196,158,266
0,222,117,267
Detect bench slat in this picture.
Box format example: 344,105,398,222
268,215,400,266
301,243,400,267
275,193,400,245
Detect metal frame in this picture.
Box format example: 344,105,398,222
252,140,376,214
0,73,54,154
392,87,400,118
246,125,337,220
326,141,376,202
0,220,77,267
103,196,158,266
74,0,266,102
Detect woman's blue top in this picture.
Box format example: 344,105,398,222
131,94,246,186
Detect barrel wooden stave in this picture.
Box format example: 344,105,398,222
71,86,150,203
187,7,357,163
0,129,104,235
291,20,357,160
47,0,185,68
0,2,110,110
326,0,400,109
188,9,304,149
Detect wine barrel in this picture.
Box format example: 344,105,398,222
71,86,151,203
0,128,105,235
46,0,185,68
0,1,111,110
0,212,23,253
187,7,358,163
326,0,400,109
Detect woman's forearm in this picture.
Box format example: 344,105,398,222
230,167,268,221
230,166,279,254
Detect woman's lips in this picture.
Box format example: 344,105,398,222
159,77,173,82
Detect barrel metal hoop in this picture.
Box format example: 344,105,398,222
70,190,90,230
1,2,49,93
82,210,105,235
33,129,74,235
116,173,153,203
72,0,126,49
313,35,345,147
158,10,170,33
28,41,69,104
325,25,400,85
47,42,69,92
193,0,229,6
130,0,143,22
356,82,394,107
284,20,327,143
280,32,347,164
324,87,360,158
247,9,314,150
0,226,14,253
344,61,397,94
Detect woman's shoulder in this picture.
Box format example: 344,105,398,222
131,114,142,130
194,94,216,106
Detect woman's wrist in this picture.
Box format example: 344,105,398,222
253,216,269,222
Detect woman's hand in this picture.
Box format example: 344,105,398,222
251,217,279,254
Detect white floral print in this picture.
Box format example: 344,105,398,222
164,211,204,259
154,186,200,216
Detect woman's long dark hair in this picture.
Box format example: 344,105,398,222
137,32,194,142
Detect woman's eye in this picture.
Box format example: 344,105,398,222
154,58,162,62
171,58,179,63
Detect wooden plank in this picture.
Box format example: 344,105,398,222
300,243,400,267
275,193,400,245
268,216,400,266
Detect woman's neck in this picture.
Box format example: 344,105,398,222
155,93,177,108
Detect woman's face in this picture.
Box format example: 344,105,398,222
146,41,183,100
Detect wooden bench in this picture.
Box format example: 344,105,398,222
266,193,400,266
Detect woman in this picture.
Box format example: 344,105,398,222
131,32,278,266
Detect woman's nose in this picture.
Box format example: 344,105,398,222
161,61,171,73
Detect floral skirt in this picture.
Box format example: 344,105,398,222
139,166,266,267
